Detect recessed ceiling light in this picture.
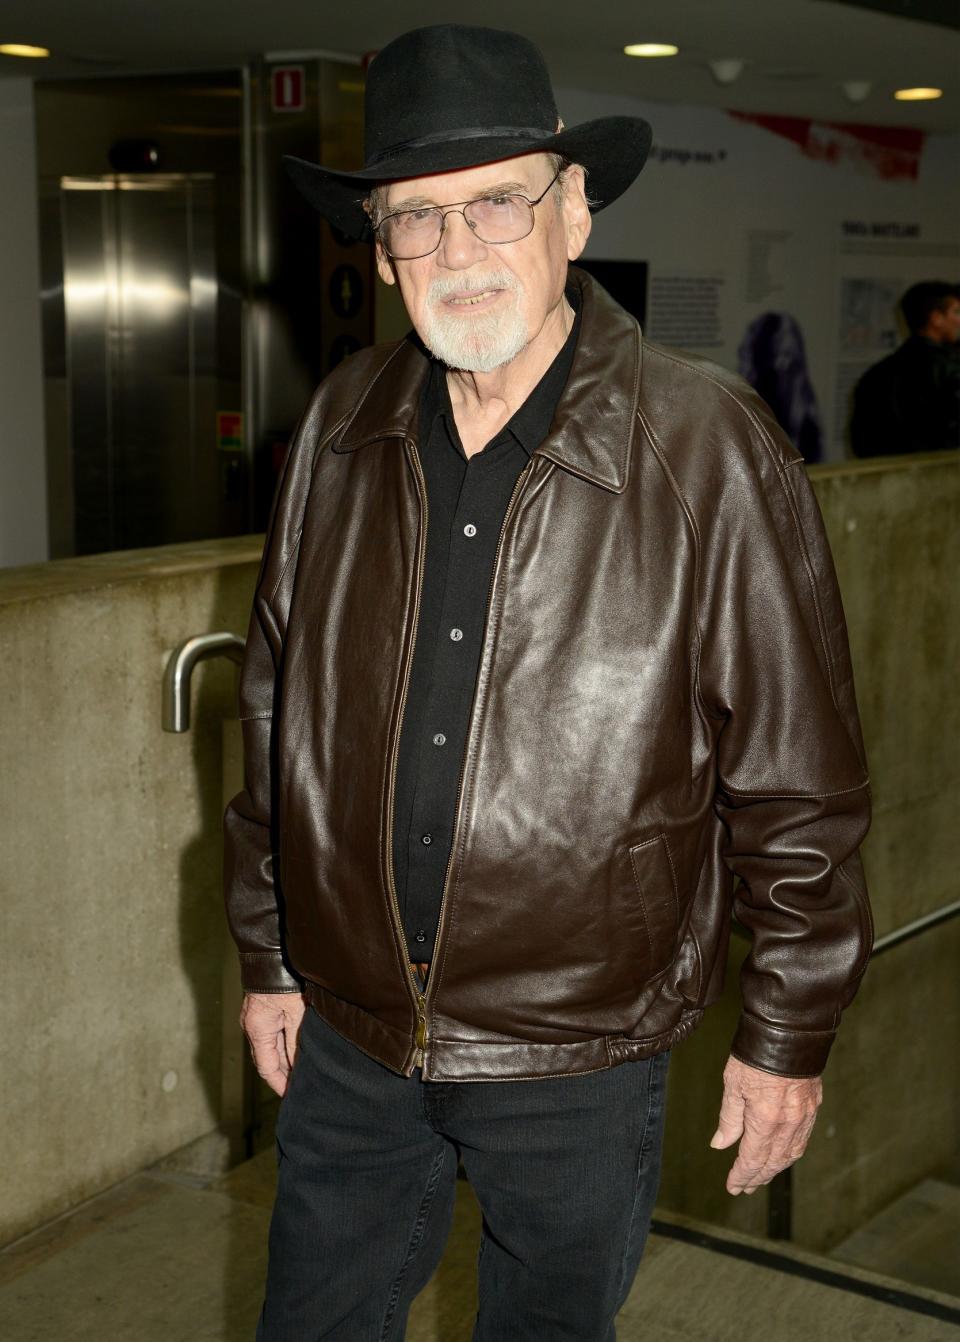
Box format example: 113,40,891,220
0,43,50,58
624,43,679,58
893,87,942,101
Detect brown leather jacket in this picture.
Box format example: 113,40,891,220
224,268,872,1082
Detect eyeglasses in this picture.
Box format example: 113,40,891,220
373,167,563,260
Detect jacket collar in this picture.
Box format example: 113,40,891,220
334,267,641,494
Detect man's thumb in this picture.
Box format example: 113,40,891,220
710,1090,745,1149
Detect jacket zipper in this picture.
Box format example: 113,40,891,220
416,456,536,1078
384,439,430,1073
412,966,428,1067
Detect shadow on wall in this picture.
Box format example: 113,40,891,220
171,555,281,1336
161,554,269,1187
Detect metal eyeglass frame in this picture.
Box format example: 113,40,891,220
373,166,563,260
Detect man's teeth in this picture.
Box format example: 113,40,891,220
448,290,497,305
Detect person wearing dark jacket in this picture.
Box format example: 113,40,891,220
850,280,960,457
224,25,873,1340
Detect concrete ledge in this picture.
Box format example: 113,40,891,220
0,535,265,607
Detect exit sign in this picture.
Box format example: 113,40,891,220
216,411,243,452
271,66,305,113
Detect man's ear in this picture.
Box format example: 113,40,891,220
374,239,397,287
562,164,592,263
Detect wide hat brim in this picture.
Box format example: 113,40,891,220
282,116,652,242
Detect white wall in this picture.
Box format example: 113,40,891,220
0,79,47,566
560,85,960,461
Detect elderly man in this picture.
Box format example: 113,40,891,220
225,24,872,1340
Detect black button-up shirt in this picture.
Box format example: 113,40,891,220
393,298,581,963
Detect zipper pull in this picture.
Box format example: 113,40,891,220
412,981,428,1067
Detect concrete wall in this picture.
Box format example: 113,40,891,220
0,453,957,1250
658,451,960,1248
0,78,48,567
0,539,260,1244
795,452,960,1250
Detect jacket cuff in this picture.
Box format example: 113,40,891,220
731,1013,836,1078
239,951,302,994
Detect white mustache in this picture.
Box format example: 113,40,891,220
427,271,521,304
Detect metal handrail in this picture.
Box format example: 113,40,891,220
870,897,960,956
161,631,245,732
763,894,959,1241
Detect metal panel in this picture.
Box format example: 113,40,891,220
60,174,224,552
36,72,247,556
61,181,115,553
36,64,372,549
115,176,215,547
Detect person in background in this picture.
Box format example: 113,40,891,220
851,280,960,457
224,24,873,1340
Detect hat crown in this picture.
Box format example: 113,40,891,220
364,25,559,167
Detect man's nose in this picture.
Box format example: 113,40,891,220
437,209,488,269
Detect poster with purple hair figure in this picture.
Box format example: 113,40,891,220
737,312,825,464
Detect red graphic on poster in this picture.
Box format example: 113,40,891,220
272,66,305,114
729,111,925,181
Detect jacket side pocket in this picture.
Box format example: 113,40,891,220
628,834,681,979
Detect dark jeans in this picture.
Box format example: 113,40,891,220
256,1005,670,1341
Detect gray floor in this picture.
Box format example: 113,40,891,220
1,1147,958,1342
829,1179,960,1298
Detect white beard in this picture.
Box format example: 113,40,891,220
421,270,528,373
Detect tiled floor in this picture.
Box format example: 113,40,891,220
1,1148,957,1341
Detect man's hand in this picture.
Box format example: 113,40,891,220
710,1054,822,1195
240,992,308,1097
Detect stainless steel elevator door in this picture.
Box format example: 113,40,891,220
62,174,219,553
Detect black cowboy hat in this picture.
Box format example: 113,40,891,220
282,24,652,241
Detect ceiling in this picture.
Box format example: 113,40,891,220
3,0,959,133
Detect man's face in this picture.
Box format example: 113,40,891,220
933,298,960,344
373,152,591,373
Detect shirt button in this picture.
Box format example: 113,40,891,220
433,732,446,746
450,627,463,641
415,930,426,943
421,833,433,845
463,523,477,537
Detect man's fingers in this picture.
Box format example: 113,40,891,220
710,1084,746,1149
282,1023,300,1072
726,1111,818,1194
713,1055,823,1195
246,1024,292,1097
728,1128,799,1192
239,993,308,1098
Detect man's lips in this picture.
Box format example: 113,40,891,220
442,288,503,308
